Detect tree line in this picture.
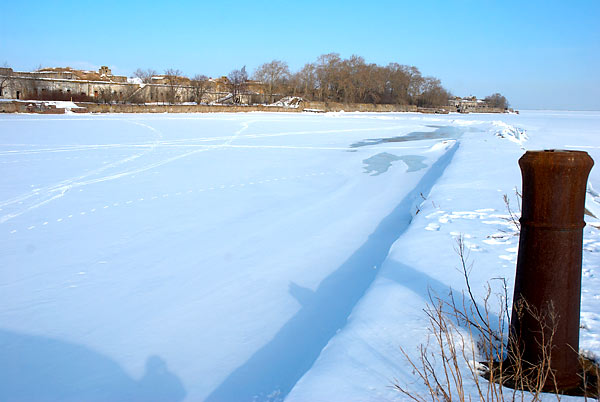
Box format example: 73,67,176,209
247,54,452,107
134,54,454,107
483,93,509,109
250,55,509,108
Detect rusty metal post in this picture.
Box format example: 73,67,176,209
510,150,593,390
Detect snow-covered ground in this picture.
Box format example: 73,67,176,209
0,110,599,401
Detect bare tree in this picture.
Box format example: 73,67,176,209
315,53,342,101
405,66,425,103
164,69,184,104
190,74,210,104
133,68,157,84
0,63,13,98
282,54,451,107
253,60,290,103
417,77,452,107
227,66,248,104
382,63,411,104
290,62,317,99
349,57,386,104
98,87,118,104
484,93,509,109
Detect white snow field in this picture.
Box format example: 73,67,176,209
1,111,599,401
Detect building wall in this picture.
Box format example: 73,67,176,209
73,103,298,113
77,101,418,113
0,66,264,105
447,98,507,113
0,71,242,104
0,76,137,101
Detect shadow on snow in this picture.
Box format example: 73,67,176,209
205,142,460,401
0,329,186,402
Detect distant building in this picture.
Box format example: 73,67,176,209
0,66,266,105
0,66,133,101
447,96,505,113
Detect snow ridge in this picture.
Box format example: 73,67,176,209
490,120,527,144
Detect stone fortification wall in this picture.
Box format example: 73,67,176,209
77,102,419,114
1,75,137,101
75,103,300,113
1,100,504,114
0,101,80,114
1,73,236,104
302,101,418,112
0,102,18,113
472,106,506,113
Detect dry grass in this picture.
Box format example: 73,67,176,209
392,236,600,401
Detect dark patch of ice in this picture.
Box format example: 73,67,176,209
363,153,427,175
350,125,463,148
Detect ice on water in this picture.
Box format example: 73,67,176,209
1,111,599,401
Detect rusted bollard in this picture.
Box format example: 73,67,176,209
510,150,593,390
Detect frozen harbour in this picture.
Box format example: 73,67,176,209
1,111,600,401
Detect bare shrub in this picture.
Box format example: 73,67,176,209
502,189,522,232
393,236,562,401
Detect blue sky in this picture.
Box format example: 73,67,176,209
1,0,599,110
